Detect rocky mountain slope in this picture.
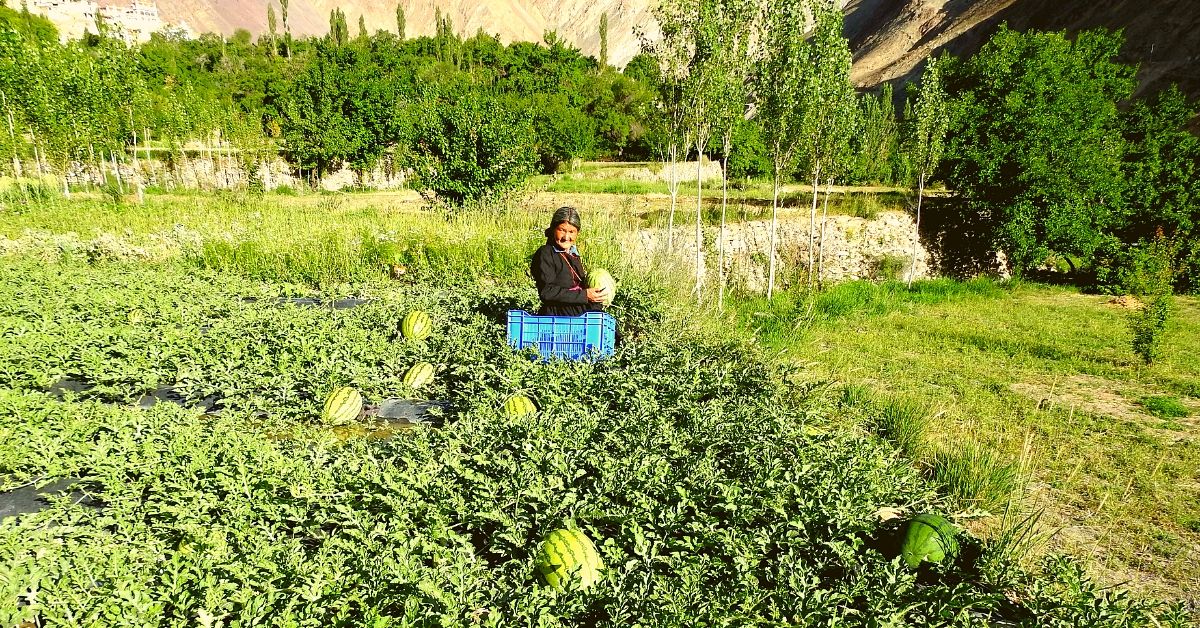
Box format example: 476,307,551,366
845,0,1200,99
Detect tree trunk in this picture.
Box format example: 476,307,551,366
667,143,678,252
818,177,832,288
694,139,705,300
768,169,780,299
908,171,925,287
807,163,821,290
719,137,731,311
3,102,21,179
89,143,100,189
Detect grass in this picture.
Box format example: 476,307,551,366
1139,395,1190,419
929,442,1020,513
0,192,638,286
736,279,1200,599
870,395,933,458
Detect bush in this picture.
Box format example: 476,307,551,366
1125,232,1176,365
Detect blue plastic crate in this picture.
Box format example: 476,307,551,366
506,311,616,360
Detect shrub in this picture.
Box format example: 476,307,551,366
1126,231,1176,365
406,93,538,206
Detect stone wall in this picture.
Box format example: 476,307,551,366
621,210,932,293
62,155,406,192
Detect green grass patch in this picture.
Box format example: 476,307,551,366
1139,395,1190,419
870,395,933,458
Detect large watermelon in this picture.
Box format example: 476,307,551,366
403,362,434,389
402,311,432,340
504,394,537,418
535,528,604,591
588,269,616,306
321,386,362,425
900,513,959,568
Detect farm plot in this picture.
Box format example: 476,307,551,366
0,258,1185,626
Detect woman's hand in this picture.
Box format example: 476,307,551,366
586,287,608,303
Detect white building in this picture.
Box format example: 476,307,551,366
30,0,99,42
31,0,177,44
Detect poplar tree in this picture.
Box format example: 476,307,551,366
396,3,405,40
599,12,608,70
707,0,755,309
280,0,290,58
796,4,855,289
642,0,694,252
755,0,809,298
907,55,948,286
267,3,278,57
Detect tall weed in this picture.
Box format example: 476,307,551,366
929,441,1019,512
872,396,932,458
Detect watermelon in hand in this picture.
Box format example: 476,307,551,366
588,269,616,306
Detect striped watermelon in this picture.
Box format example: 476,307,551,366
321,386,362,425
403,362,434,389
402,311,432,340
588,268,616,306
900,513,959,568
504,394,537,418
535,528,604,591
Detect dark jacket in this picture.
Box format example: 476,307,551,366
530,242,603,316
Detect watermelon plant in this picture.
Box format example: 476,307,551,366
0,255,1186,626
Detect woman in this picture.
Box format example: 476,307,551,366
530,206,608,316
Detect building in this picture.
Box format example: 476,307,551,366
30,0,177,44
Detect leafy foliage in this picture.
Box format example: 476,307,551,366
0,256,1182,625
942,25,1136,273
406,93,537,205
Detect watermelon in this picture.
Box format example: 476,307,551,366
588,268,616,306
504,394,537,418
403,362,434,389
535,528,604,591
402,311,432,340
321,386,362,425
900,513,959,568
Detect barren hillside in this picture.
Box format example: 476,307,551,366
845,0,1200,99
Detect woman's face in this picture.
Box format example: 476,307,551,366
552,223,578,250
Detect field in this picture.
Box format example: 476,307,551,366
0,188,1195,625
734,280,1200,600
